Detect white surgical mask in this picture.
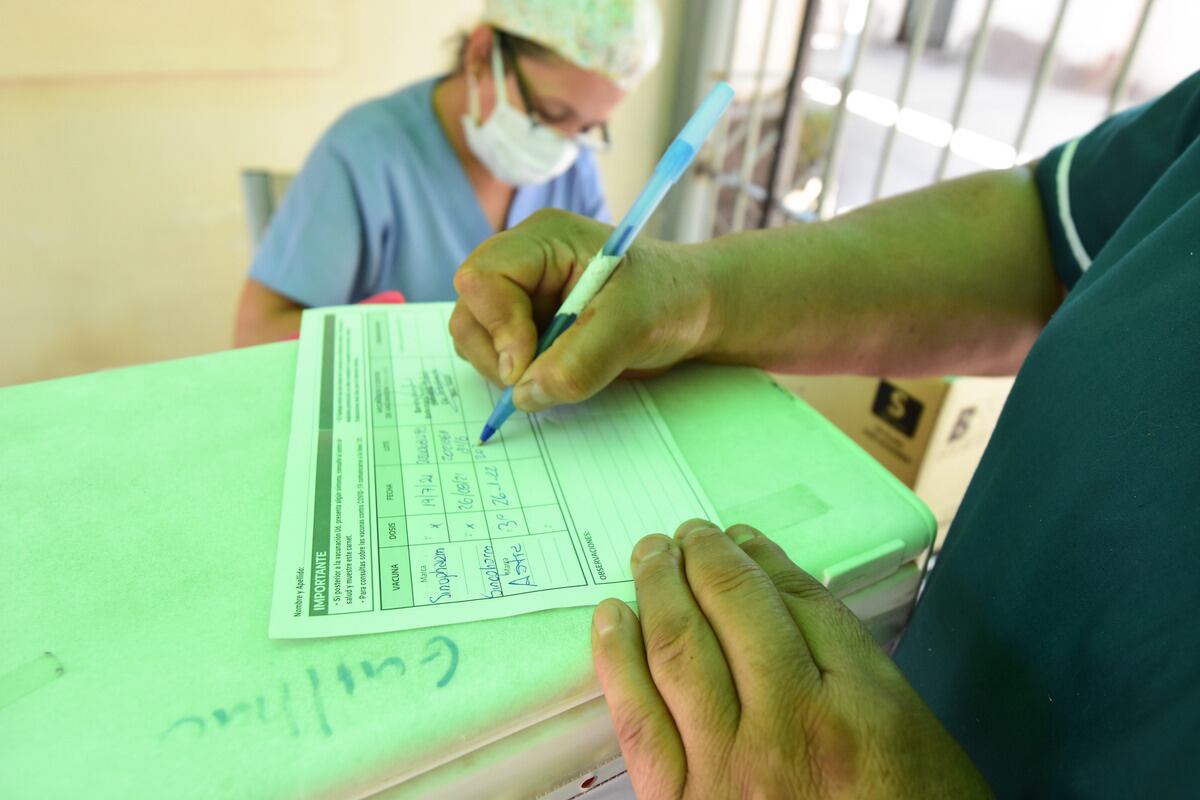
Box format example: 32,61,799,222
461,35,580,187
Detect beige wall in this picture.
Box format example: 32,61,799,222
0,0,682,387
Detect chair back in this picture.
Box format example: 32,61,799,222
240,169,295,251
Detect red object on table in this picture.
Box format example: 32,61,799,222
283,291,406,340
359,291,406,305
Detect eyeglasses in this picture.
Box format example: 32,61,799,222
497,33,611,152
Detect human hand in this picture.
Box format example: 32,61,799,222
591,520,991,799
450,209,722,412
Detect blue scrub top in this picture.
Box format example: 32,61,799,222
249,76,611,306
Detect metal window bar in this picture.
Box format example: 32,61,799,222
695,0,1168,239
712,170,769,202
730,0,784,233
816,0,878,219
934,0,996,181
712,167,826,225
760,0,821,228
720,98,786,157
701,0,745,240
714,114,784,178
752,128,782,167
870,0,936,201
720,112,752,153
1106,0,1156,116
1011,0,1071,157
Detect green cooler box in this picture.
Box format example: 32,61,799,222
0,339,932,798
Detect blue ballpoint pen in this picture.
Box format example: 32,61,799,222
478,81,735,444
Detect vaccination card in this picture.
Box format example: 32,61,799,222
268,303,719,637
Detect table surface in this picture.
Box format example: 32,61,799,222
0,341,930,798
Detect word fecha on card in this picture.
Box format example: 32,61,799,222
159,636,459,743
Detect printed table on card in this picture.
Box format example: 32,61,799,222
269,304,720,638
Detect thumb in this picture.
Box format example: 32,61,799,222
511,296,647,411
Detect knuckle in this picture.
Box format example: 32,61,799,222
633,308,668,350
633,550,677,588
534,235,560,283
644,612,700,672
736,751,807,800
452,265,480,296
447,307,472,340
609,697,664,755
526,207,571,230
773,569,831,603
830,604,884,654
539,357,593,404
802,705,864,796
702,559,766,599
526,207,557,224
738,534,778,561
610,306,656,351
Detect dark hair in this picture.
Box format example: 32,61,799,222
450,26,558,76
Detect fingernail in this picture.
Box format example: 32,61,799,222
728,525,759,546
498,350,515,384
593,600,622,635
514,380,554,412
631,535,672,574
675,518,718,541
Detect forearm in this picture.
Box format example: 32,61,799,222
234,310,302,347
233,278,305,347
694,166,1062,376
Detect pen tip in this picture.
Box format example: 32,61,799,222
479,425,496,444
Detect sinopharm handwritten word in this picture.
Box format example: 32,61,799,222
429,547,456,603
158,636,458,743
480,544,502,599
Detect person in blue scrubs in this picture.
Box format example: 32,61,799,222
234,0,661,345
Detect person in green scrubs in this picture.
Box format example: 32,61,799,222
449,71,1200,797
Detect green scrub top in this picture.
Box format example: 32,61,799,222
894,71,1200,797
249,77,610,306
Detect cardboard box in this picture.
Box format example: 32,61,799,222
772,374,1014,549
